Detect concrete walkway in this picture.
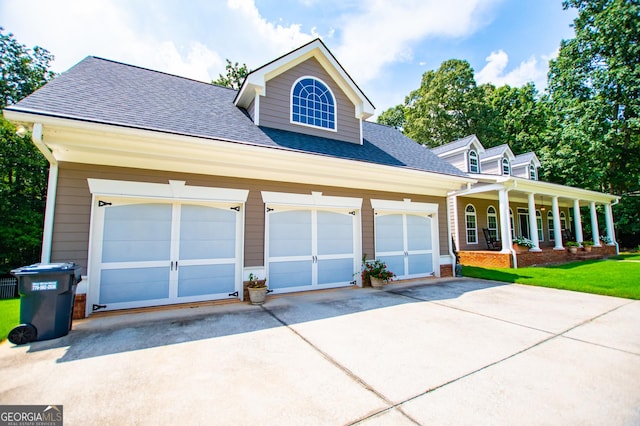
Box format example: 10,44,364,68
1,278,639,425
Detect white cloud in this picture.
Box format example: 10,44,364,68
476,49,554,90
333,0,502,83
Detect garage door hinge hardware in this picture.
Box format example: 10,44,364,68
230,206,240,211
349,211,356,215
92,304,107,311
266,207,274,212
266,289,274,294
98,200,112,207
228,291,239,297
350,280,357,285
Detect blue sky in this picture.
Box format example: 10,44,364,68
1,0,577,115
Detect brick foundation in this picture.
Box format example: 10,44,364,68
439,264,453,277
73,293,86,319
460,244,617,269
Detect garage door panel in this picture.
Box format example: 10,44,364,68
377,255,404,278
100,267,170,304
179,205,236,260
407,215,432,251
317,258,353,285
102,204,172,262
178,264,235,297
269,210,312,257
375,215,404,252
408,253,433,275
317,211,353,255
269,260,313,290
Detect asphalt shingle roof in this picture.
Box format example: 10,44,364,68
512,152,536,166
480,144,511,159
430,135,477,155
7,56,466,178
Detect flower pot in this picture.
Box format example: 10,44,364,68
370,277,387,288
584,245,592,253
512,243,528,254
248,287,267,304
568,246,578,254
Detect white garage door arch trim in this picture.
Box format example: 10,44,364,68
262,191,363,292
371,198,441,279
86,179,249,315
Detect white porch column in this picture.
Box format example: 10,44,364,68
573,199,584,244
498,189,512,254
604,203,617,245
527,193,541,251
590,201,601,246
552,196,564,250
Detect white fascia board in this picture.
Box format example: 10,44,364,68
10,112,473,196
370,198,439,214
88,178,249,203
261,191,362,209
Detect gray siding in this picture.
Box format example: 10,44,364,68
512,165,528,179
448,151,467,173
258,57,361,144
480,160,500,175
247,98,255,122
51,163,449,272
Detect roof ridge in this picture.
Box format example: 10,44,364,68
86,56,238,92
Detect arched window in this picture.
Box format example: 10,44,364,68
291,77,336,130
487,206,498,240
468,149,479,173
536,210,544,242
547,210,555,241
510,208,515,239
530,162,537,180
502,158,511,176
465,204,477,244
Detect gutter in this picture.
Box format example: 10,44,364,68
31,123,58,263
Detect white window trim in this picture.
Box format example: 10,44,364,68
502,158,511,176
547,210,555,241
530,162,537,180
370,198,438,214
509,208,515,239
262,191,362,209
465,204,478,245
487,205,499,240
536,209,544,242
469,149,479,173
290,75,338,132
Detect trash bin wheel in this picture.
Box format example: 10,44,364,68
8,324,37,345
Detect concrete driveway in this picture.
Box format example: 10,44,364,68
1,278,639,425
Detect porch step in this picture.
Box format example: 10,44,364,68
576,253,603,260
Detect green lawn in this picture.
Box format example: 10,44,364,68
463,257,640,300
0,298,20,342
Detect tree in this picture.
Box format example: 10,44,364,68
377,104,405,130
0,28,54,272
212,59,250,90
546,0,640,246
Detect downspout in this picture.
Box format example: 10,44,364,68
31,123,58,263
446,194,457,276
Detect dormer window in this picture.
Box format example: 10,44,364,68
291,77,336,131
502,158,511,175
530,162,537,180
469,149,479,173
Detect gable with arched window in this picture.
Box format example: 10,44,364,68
502,158,511,175
291,77,336,130
468,149,479,173
465,204,477,244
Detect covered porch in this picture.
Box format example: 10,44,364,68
449,175,620,268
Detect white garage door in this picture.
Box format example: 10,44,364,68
266,207,358,293
92,199,242,311
375,212,436,279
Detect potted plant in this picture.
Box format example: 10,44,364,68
360,258,396,288
566,241,580,254
246,273,268,305
582,240,594,252
512,236,534,253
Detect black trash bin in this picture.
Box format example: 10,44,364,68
8,263,82,345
